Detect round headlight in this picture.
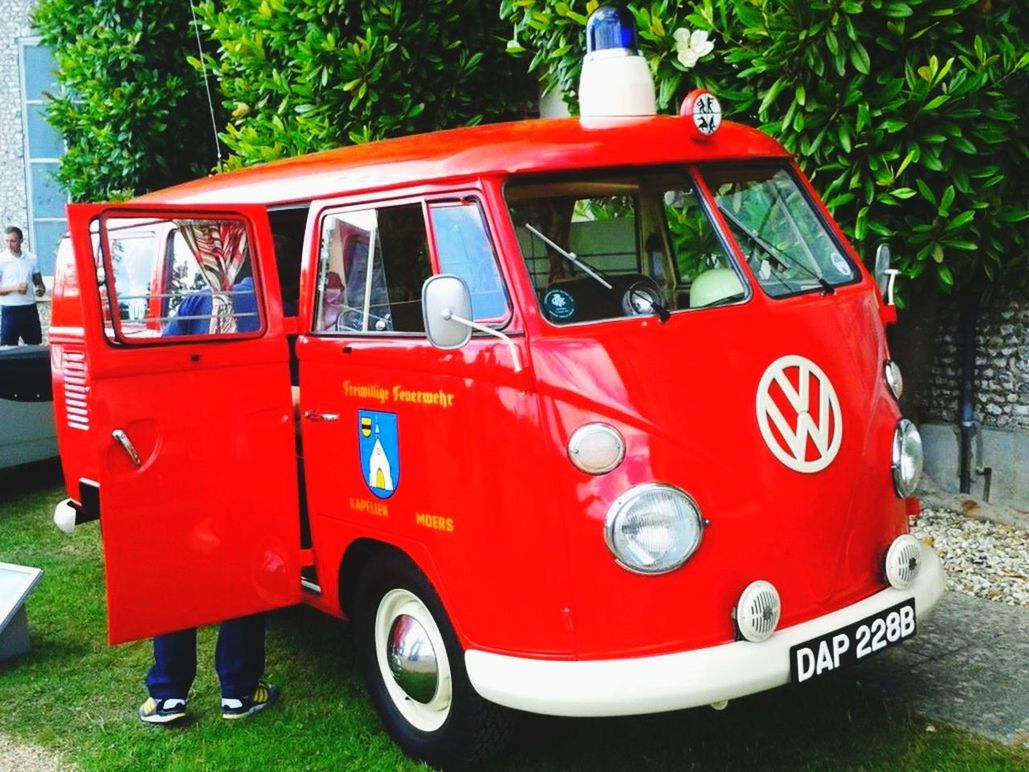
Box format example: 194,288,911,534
568,423,625,475
604,484,704,574
885,360,904,400
892,419,923,497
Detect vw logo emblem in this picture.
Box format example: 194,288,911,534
756,355,842,473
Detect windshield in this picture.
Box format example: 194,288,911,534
506,172,746,325
701,164,857,297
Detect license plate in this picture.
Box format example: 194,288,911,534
790,598,916,684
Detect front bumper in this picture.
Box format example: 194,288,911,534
466,542,945,717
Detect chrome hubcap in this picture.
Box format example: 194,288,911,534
374,588,453,731
387,613,439,704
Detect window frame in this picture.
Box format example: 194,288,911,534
425,196,512,327
501,166,753,328
95,212,268,346
312,200,432,337
697,161,862,301
311,192,513,338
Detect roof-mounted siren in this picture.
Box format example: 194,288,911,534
579,6,656,118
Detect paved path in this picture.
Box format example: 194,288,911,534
854,591,1029,747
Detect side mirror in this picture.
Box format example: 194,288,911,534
873,243,891,292
422,274,473,350
872,243,899,306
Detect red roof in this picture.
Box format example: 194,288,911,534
139,116,789,206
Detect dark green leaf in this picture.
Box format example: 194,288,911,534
849,41,871,74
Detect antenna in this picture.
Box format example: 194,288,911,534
188,0,224,170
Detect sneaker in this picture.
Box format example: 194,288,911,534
138,696,188,724
221,680,279,719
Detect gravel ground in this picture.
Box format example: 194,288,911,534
911,506,1028,608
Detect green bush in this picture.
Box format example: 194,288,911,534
503,0,1028,302
32,0,223,201
192,0,537,168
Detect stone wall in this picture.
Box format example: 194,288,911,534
920,296,1029,431
0,0,44,342
0,1,37,231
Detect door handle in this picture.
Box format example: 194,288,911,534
112,429,142,467
304,409,340,422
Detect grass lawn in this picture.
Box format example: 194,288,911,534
2,458,1027,771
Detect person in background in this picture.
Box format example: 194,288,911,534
0,226,46,345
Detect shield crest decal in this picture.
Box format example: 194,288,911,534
358,410,400,498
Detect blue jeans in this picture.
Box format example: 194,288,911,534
145,614,265,700
0,305,42,345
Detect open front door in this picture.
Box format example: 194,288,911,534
65,203,301,644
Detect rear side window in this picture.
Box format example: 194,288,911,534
96,215,262,343
315,204,431,333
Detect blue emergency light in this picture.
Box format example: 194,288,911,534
585,5,638,56
579,6,656,118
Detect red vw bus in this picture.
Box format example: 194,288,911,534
49,8,943,768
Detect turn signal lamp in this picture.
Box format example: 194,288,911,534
568,423,625,475
579,6,656,118
884,360,904,400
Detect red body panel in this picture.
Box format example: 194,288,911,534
522,288,903,657
52,115,908,663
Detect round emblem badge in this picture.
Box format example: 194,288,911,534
756,355,843,473
544,289,576,321
680,89,722,141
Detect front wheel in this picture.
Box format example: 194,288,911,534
354,554,515,769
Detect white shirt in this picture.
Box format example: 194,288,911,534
0,248,39,307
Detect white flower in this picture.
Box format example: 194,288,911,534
673,28,714,69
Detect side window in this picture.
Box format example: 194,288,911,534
268,205,309,317
429,201,508,321
97,215,261,343
315,204,431,333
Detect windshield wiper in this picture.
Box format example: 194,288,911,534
524,223,612,290
524,223,671,322
716,205,834,295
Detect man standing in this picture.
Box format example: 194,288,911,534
0,226,46,345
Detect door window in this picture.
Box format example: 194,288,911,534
429,201,508,321
96,215,262,343
315,204,431,334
